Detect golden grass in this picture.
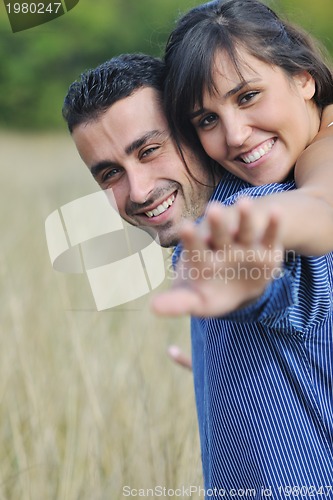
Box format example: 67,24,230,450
0,132,202,499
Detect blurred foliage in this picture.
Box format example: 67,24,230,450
0,0,332,130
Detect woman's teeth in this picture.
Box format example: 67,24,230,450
241,139,275,164
145,194,175,218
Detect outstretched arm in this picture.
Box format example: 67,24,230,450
231,104,333,256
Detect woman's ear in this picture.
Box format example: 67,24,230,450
294,71,316,100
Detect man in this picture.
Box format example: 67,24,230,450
63,54,220,249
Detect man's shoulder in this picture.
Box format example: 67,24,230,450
211,172,296,205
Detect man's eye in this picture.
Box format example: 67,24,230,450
239,91,260,105
101,168,121,182
140,146,159,159
197,113,218,129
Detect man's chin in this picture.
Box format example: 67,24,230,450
135,221,178,248
158,231,180,248
156,225,180,248
124,217,178,248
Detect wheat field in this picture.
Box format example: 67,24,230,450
0,132,202,499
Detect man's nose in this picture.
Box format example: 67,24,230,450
128,169,154,205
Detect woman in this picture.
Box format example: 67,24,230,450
154,0,333,496
163,0,333,256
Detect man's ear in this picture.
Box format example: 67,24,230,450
294,71,316,100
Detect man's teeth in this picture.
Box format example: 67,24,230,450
241,139,275,164
145,194,175,218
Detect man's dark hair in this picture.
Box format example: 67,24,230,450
63,53,166,133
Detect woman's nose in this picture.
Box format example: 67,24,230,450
224,114,252,149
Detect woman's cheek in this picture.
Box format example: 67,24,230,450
203,136,224,163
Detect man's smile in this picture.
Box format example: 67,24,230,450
145,193,176,218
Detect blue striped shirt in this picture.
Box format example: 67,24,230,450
174,172,333,498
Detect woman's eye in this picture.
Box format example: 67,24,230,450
198,113,218,129
239,91,259,105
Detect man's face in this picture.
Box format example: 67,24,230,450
72,87,216,247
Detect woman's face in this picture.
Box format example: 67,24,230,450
190,47,320,185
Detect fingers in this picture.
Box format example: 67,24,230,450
181,200,254,254
261,209,284,277
234,197,258,246
206,202,235,249
261,208,281,249
206,198,259,249
176,223,207,279
233,198,282,250
180,221,207,257
150,288,202,317
167,345,192,370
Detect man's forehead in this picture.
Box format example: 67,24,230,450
96,86,167,137
72,87,172,166
117,85,165,119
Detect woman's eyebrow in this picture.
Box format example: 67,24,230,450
222,78,261,99
189,78,261,120
189,108,207,120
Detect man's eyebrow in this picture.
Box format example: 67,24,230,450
189,79,260,120
125,130,166,155
90,129,167,178
90,160,116,179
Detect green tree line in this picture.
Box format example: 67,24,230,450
0,0,332,130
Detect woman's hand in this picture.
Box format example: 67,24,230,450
151,198,283,317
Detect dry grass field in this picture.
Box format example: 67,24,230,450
0,132,202,499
